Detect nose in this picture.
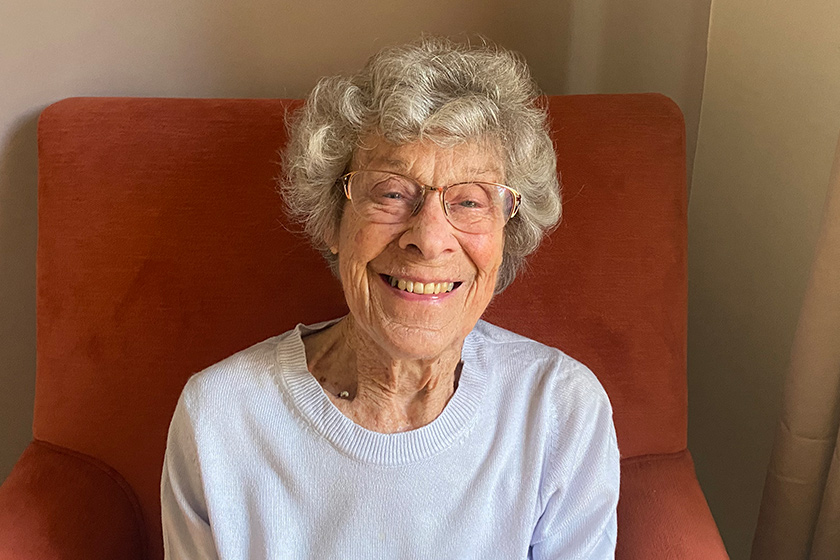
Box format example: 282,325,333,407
398,189,459,259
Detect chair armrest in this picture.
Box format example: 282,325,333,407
617,449,729,559
0,440,147,560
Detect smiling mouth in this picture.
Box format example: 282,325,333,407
381,274,461,295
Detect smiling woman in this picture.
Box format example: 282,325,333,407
160,36,620,560
329,138,505,369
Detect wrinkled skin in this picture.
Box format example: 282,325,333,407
304,136,505,433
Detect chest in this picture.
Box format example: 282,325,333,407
200,418,550,559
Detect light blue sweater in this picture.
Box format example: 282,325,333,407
161,320,620,559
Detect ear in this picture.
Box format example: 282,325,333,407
324,225,339,256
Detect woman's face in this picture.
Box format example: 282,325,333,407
331,136,505,361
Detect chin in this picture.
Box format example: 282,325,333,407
376,322,464,362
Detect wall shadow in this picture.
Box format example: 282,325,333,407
486,0,574,95
0,110,40,482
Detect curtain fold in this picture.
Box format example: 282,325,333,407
752,132,840,560
811,428,840,559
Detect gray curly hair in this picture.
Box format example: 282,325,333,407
280,36,561,292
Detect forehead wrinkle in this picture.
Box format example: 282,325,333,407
352,136,504,182
364,157,503,183
372,157,411,172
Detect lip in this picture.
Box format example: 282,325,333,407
377,273,462,300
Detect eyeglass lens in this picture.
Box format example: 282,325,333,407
347,171,514,234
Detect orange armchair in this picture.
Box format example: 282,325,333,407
0,95,727,559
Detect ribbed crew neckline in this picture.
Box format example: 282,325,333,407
275,320,489,466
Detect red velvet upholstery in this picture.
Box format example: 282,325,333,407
0,95,727,559
0,441,146,559
617,450,729,558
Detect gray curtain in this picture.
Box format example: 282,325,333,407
752,132,840,559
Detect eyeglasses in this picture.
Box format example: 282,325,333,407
339,170,521,234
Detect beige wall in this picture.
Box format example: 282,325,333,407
487,0,711,182
689,0,840,558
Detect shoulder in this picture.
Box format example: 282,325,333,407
176,330,294,418
470,320,619,488
472,320,610,407
472,320,616,454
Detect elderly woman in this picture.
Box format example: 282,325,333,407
161,37,619,559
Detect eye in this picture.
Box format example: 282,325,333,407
447,183,492,210
382,190,404,200
369,175,416,201
457,198,481,208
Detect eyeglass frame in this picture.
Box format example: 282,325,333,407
338,170,522,232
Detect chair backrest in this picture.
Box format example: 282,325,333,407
35,94,687,558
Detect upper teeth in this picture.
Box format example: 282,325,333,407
388,276,455,295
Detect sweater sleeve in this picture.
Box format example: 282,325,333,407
530,365,620,560
160,387,220,560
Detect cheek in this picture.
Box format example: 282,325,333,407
469,234,505,278
337,237,370,292
336,211,369,264
341,226,389,269
336,218,400,292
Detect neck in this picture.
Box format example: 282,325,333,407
303,316,463,433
